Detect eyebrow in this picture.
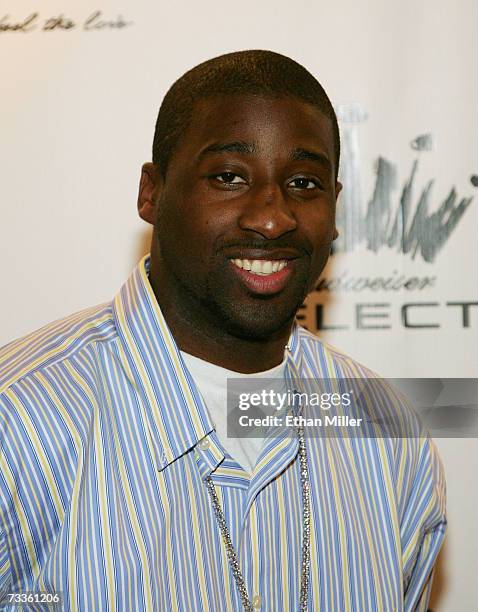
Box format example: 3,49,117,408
197,141,332,173
198,140,256,158
290,148,332,172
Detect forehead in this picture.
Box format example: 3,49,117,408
172,94,335,163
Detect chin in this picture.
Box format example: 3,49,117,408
217,301,298,341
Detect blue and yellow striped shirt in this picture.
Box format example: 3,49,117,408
0,256,446,611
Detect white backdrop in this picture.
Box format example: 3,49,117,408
1,1,477,609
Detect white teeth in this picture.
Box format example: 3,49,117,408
230,259,288,275
250,260,262,273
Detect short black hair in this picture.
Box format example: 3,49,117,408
152,50,340,179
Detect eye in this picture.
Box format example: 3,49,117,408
213,172,247,185
289,177,321,190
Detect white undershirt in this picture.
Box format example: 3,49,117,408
180,351,287,472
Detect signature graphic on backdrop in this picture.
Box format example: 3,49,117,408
0,11,132,32
335,103,476,262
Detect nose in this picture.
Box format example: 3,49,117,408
238,184,297,239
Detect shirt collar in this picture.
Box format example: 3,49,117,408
112,255,305,471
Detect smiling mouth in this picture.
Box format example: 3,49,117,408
228,257,295,295
230,258,288,275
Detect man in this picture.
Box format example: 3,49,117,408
0,51,445,611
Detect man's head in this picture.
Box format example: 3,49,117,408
152,50,340,180
138,50,342,343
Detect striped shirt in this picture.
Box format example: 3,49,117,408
0,256,446,611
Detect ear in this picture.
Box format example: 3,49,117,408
333,181,343,240
137,162,163,225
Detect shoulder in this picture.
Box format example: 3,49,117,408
0,302,119,519
296,325,445,472
0,301,117,395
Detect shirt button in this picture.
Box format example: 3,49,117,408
252,594,261,609
198,438,210,450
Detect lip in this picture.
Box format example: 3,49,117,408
229,259,294,295
222,247,302,261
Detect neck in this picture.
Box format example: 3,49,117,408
149,264,293,374
167,309,291,373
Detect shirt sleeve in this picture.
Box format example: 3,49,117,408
0,528,11,598
0,393,13,597
411,568,436,612
401,436,447,612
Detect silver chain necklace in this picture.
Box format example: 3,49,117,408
205,419,311,611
